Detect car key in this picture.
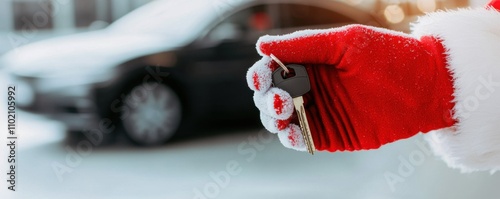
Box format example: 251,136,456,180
271,55,315,154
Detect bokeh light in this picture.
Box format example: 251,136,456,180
384,4,405,24
417,0,437,12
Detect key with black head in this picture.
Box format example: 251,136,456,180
271,56,315,154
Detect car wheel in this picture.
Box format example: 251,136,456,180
121,82,182,146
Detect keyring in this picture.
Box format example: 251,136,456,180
270,54,290,75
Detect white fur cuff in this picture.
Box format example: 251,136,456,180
412,8,500,172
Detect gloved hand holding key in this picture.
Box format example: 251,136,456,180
246,1,500,173
246,24,456,152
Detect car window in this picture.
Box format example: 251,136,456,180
278,3,355,29
207,4,273,43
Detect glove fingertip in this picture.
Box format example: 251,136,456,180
266,88,294,120
278,124,307,152
246,67,260,92
246,57,273,92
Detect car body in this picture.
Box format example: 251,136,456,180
2,0,387,145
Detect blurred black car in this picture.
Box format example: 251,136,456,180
2,0,386,146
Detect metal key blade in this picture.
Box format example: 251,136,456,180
271,62,315,155
293,97,315,154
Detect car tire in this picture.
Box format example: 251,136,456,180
120,81,182,146
64,129,116,147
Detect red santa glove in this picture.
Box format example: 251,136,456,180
248,0,500,172
247,25,456,152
